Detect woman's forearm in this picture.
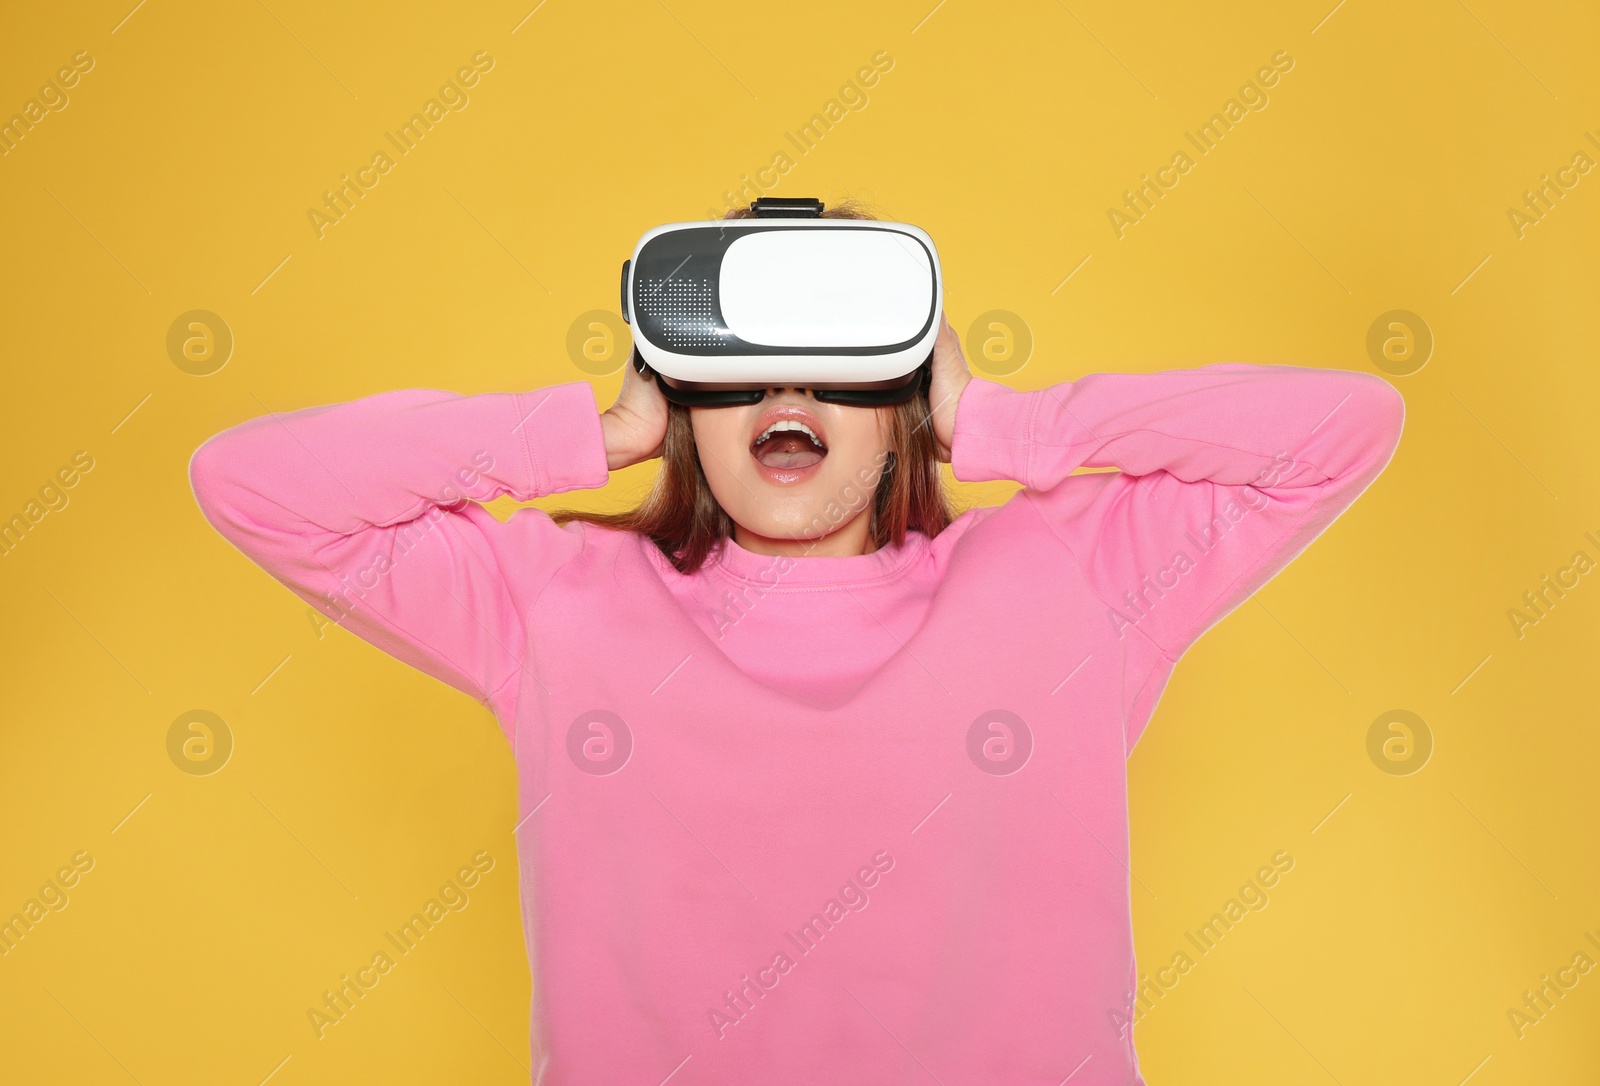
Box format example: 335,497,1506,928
951,362,1403,494
949,363,1405,662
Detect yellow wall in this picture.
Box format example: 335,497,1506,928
1,1,1595,1082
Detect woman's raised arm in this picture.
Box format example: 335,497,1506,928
950,362,1405,666
187,381,610,728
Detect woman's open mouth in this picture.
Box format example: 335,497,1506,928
750,407,828,483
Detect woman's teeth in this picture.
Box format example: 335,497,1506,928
754,420,825,447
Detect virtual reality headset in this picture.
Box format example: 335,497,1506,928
621,196,942,407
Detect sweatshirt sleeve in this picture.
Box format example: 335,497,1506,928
187,381,610,725
949,363,1405,663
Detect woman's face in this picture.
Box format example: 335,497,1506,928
690,390,893,547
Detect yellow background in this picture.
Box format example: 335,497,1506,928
2,0,1596,1082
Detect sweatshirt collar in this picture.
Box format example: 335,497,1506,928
711,530,928,587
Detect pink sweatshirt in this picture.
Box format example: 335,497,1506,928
189,363,1403,1084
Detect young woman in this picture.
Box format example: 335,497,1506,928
189,201,1404,1084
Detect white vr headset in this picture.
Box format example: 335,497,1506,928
621,197,942,406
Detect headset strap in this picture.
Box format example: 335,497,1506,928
750,197,825,218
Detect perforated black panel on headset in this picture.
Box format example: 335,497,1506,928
637,275,718,349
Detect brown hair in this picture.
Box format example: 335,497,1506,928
547,197,956,574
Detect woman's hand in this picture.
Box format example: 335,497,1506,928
927,312,973,463
600,351,670,471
